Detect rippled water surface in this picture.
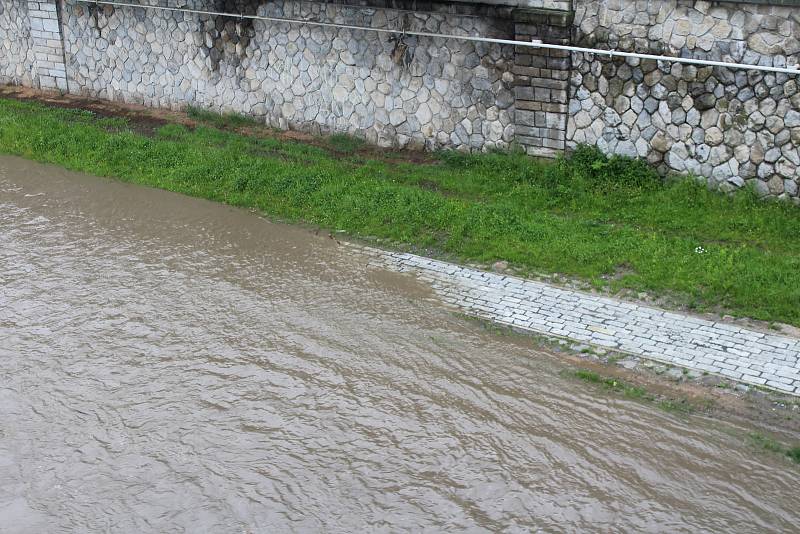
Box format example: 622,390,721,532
1,156,798,533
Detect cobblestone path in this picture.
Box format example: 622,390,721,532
359,247,800,396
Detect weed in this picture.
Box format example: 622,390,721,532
657,399,694,414
571,369,648,400
744,433,800,466
186,105,259,128
327,133,365,154
569,369,700,414
573,369,603,383
96,116,129,131
749,432,784,453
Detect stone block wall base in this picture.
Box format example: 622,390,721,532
28,0,68,91
59,0,515,153
512,7,573,158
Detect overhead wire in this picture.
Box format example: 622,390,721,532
81,0,800,75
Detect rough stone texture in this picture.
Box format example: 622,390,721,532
60,0,515,151
569,0,800,201
3,0,800,192
0,0,37,87
0,1,68,90
358,244,800,396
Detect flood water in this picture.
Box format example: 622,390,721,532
1,155,798,533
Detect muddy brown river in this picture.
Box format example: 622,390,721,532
1,155,798,533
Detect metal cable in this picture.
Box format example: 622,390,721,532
79,0,800,75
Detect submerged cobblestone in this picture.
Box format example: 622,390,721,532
357,245,800,396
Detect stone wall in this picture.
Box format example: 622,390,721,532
60,0,515,151
568,0,800,200
30,0,69,90
0,0,36,87
513,7,572,157
0,1,68,90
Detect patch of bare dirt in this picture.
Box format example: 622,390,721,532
562,352,800,438
0,85,439,164
0,85,186,136
465,315,800,441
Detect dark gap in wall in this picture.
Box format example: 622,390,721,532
86,1,101,33
388,13,414,67
200,1,262,71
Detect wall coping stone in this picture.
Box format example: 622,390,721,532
300,0,517,18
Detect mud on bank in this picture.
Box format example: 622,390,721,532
461,314,800,459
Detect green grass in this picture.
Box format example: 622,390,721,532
186,105,260,128
749,433,800,464
568,368,697,414
571,369,649,399
326,133,365,154
749,432,785,453
1,97,799,325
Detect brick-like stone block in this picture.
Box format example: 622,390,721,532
512,7,573,158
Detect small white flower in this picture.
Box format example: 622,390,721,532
694,246,706,254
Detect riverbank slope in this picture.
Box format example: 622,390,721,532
1,86,799,331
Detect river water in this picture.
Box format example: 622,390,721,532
0,155,798,533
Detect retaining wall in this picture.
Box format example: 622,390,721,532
61,0,515,151
0,0,36,86
569,0,800,199
0,1,68,90
0,0,799,199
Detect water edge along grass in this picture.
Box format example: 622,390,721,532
1,97,799,326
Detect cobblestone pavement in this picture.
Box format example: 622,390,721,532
358,246,800,396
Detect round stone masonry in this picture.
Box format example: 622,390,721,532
0,0,38,87
59,0,516,153
569,0,800,202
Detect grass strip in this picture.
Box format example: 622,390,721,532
568,368,696,414
1,97,799,325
